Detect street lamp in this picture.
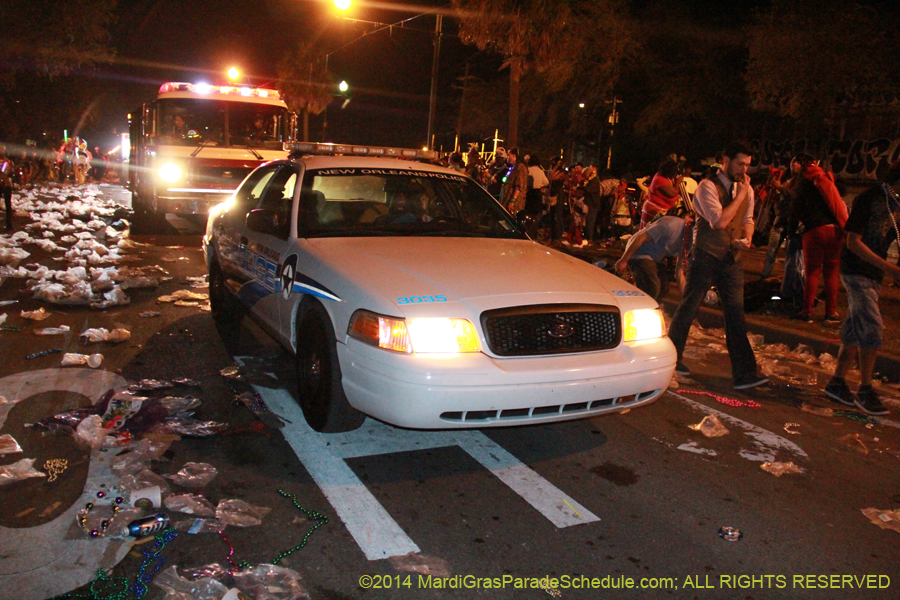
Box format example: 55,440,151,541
227,67,240,81
329,0,443,150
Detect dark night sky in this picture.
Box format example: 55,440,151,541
88,0,481,150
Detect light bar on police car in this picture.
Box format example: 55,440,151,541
285,142,437,160
158,82,281,101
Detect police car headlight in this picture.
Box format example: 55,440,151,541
158,162,183,183
407,318,480,353
623,309,665,342
348,310,480,354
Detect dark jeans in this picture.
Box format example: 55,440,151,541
549,196,564,241
584,202,600,242
629,257,667,303
667,249,758,382
2,186,11,229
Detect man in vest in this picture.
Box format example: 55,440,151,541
667,140,769,390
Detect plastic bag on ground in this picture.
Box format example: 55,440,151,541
166,462,218,487
216,499,271,527
0,433,24,455
232,564,309,600
861,508,900,534
164,493,217,517
152,565,230,600
75,415,110,448
689,414,729,438
0,458,48,485
156,417,227,437
160,396,203,415
760,461,803,477
119,469,171,497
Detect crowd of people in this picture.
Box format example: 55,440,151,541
440,140,898,416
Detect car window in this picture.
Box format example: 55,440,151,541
297,168,526,240
232,167,277,217
255,167,297,239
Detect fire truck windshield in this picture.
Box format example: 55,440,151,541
157,99,288,150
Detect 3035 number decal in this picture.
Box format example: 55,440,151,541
397,295,448,304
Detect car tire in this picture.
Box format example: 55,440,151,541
296,302,365,433
130,192,168,234
209,259,243,325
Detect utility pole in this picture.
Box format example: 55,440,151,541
427,14,443,150
607,96,620,170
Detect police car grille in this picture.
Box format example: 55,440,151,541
481,304,620,357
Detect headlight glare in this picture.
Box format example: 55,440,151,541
158,162,183,183
348,311,479,353
407,318,480,353
623,309,664,342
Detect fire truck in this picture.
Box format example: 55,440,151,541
128,82,296,232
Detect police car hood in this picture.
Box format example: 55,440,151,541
302,237,650,316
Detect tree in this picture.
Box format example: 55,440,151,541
0,0,117,141
452,0,633,148
745,0,900,129
0,0,117,77
277,43,334,141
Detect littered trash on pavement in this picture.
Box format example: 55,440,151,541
837,433,879,455
164,493,217,517
160,396,203,415
173,518,227,534
152,565,230,600
166,462,219,487
861,508,900,534
801,403,835,417
760,461,804,477
215,499,272,527
75,415,111,448
0,313,7,326
388,552,452,578
20,307,51,320
119,469,171,498
80,327,131,343
0,458,47,485
157,416,228,437
231,564,310,600
61,352,103,368
34,325,70,335
0,433,24,455
689,414,729,438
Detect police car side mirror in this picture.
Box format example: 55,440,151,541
246,209,279,235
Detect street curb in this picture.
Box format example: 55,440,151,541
662,299,900,382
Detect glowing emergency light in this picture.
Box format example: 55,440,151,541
158,82,281,101
285,141,436,160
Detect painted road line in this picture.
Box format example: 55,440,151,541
245,361,599,561
0,368,129,600
455,431,599,528
251,384,420,561
330,421,599,528
668,390,808,461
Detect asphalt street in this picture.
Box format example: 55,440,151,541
1,184,899,600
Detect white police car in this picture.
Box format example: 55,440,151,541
203,143,676,432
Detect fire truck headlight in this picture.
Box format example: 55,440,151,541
158,162,183,183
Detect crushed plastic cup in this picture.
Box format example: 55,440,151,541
215,499,271,527
61,352,104,368
131,486,162,508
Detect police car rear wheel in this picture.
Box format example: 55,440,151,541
296,303,364,433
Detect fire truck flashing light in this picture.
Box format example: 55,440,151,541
158,82,280,101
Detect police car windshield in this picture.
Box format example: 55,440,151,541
298,169,526,240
